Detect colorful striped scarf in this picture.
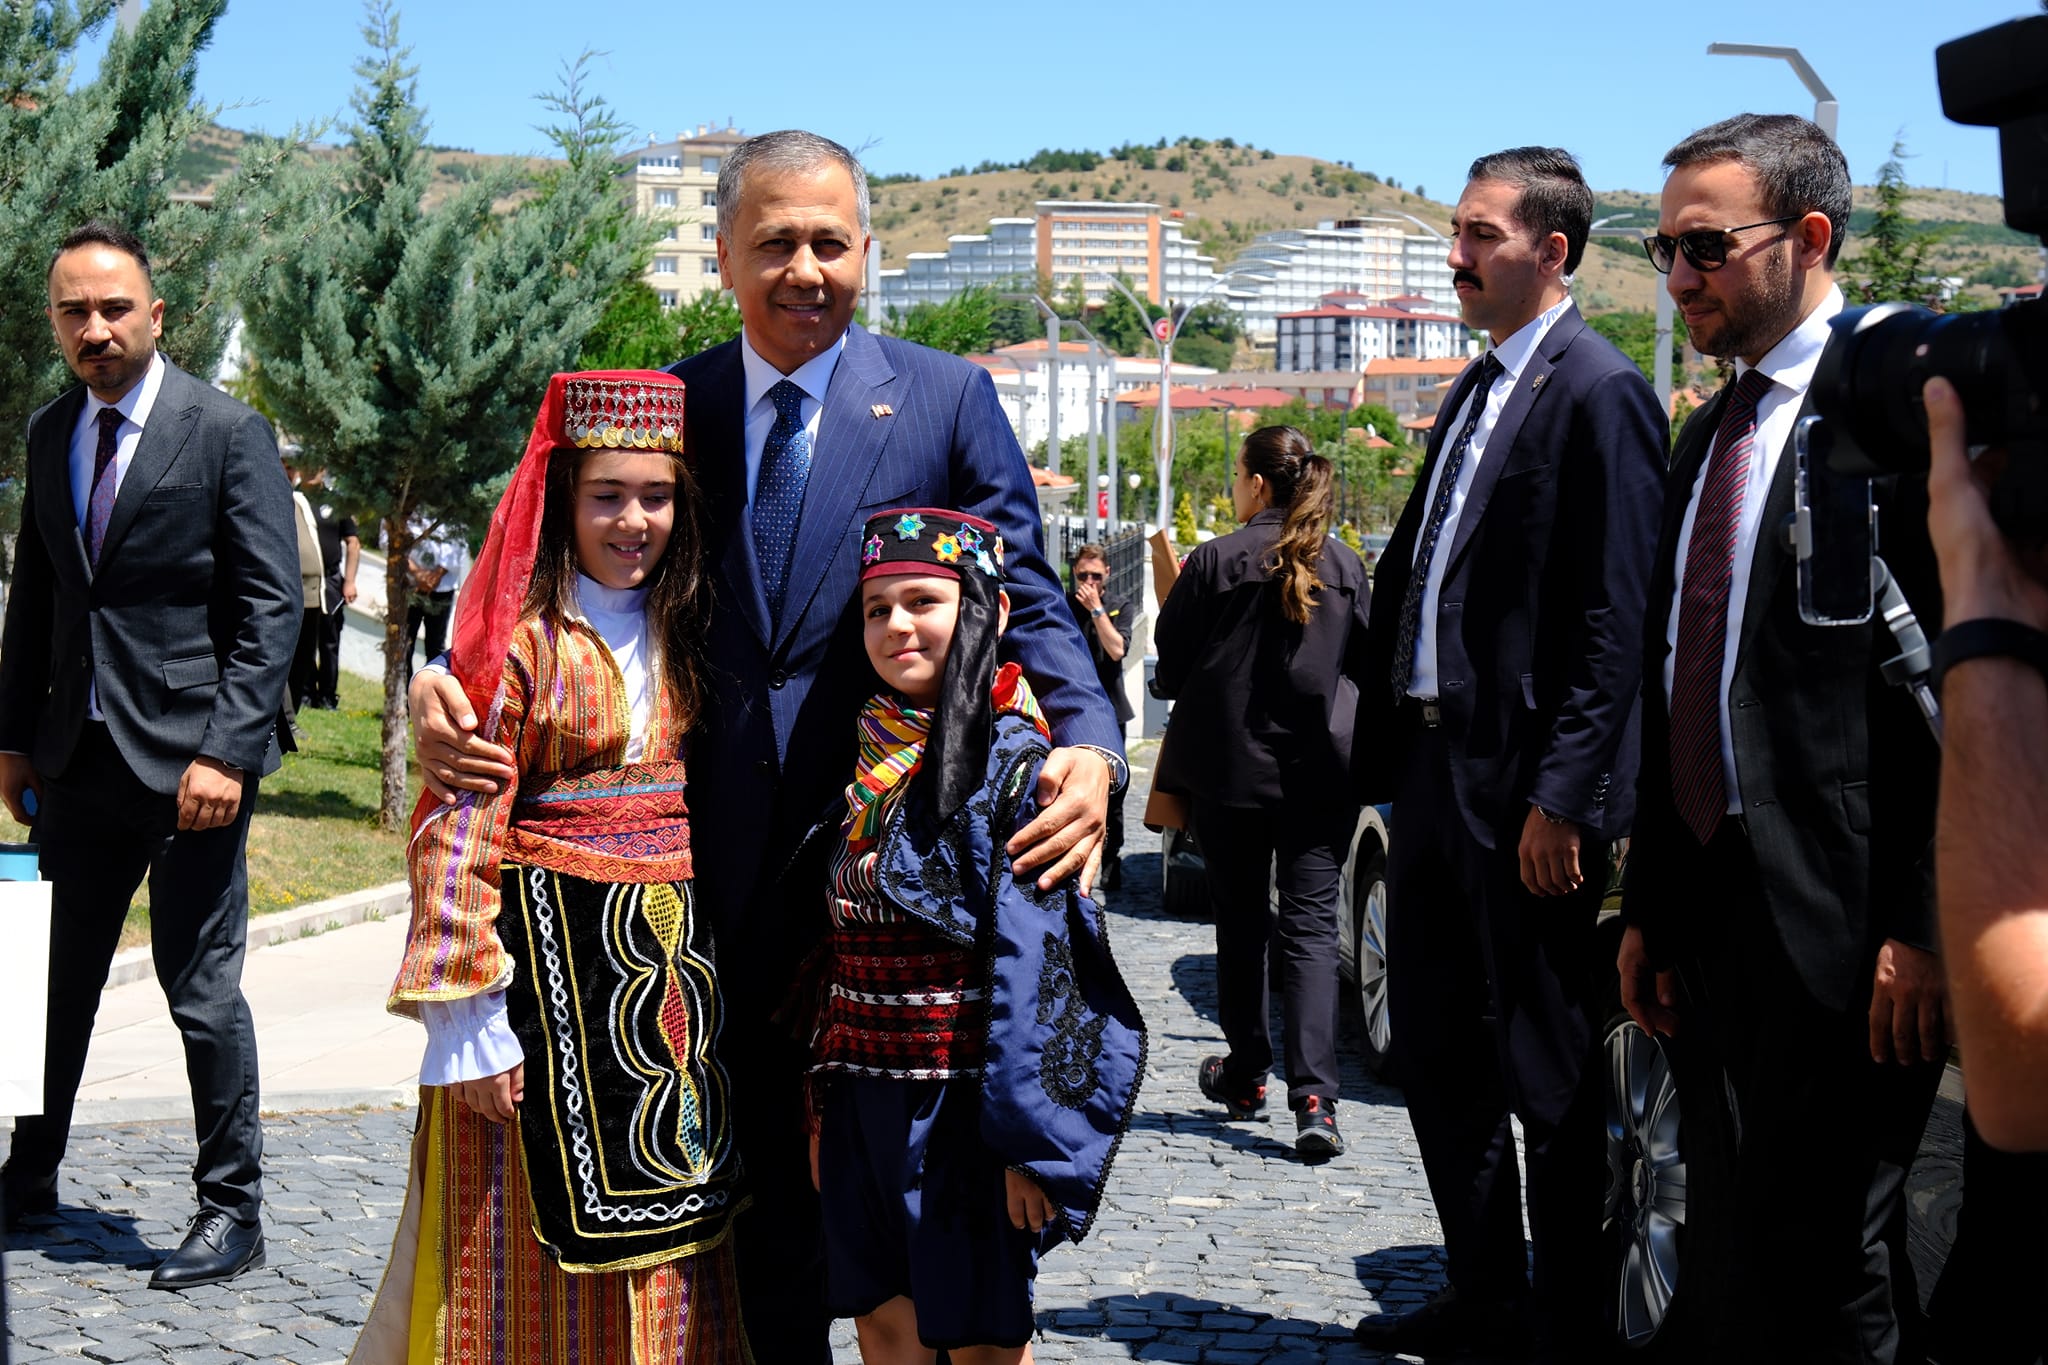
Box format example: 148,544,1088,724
842,662,1049,844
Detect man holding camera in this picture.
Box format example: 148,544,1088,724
1618,115,1946,1361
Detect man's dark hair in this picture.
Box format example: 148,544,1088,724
1663,114,1851,267
1465,146,1595,275
49,221,154,286
1071,543,1109,567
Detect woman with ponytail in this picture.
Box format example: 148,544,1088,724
1153,424,1372,1160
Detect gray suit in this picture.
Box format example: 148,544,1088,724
0,357,298,1221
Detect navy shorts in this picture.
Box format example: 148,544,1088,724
817,1074,1041,1349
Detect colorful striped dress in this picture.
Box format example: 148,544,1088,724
351,608,749,1365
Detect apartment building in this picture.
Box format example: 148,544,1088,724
618,123,748,307
1275,292,1471,370
1360,356,1473,419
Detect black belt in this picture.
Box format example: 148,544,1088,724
1401,696,1443,729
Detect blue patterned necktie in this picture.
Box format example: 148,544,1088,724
1389,353,1503,700
754,379,813,621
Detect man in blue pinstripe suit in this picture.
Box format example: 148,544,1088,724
411,130,1125,1358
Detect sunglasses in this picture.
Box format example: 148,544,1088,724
1642,216,1801,274
1074,571,1106,582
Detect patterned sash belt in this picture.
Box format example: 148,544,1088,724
508,760,693,885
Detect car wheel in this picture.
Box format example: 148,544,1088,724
1600,1006,1733,1355
1159,825,1210,918
1351,850,1392,1079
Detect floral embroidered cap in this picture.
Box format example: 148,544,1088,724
860,506,1006,582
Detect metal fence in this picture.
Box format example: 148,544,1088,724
1046,518,1146,606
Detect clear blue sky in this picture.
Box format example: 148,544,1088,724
109,0,2035,206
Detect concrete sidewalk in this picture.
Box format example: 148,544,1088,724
72,900,422,1124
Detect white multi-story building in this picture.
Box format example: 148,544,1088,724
876,218,1037,317
618,123,748,308
970,339,1215,453
1215,220,1462,341
1275,292,1471,370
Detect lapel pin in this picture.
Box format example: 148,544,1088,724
871,403,893,419
1530,374,1547,392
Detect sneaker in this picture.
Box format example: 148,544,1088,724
1197,1055,1266,1118
1294,1096,1344,1160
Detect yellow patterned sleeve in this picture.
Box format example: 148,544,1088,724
387,632,537,1018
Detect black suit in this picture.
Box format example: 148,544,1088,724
1623,378,1943,1362
0,358,299,1224
1357,303,1666,1343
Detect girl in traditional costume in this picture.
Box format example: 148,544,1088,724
806,508,1146,1364
351,371,749,1364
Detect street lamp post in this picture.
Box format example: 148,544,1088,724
1099,269,1243,528
1589,211,1674,418
1705,44,1839,138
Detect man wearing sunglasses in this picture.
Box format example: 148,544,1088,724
1066,545,1135,889
1349,147,1667,1361
1618,114,1945,1362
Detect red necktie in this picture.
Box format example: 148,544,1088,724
1668,368,1775,845
87,407,123,565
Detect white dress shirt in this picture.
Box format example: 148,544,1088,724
739,329,846,509
1406,295,1575,698
71,350,167,721
416,575,655,1084
1662,286,1844,814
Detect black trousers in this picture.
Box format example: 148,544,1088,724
314,599,345,707
1926,1112,2048,1363
288,605,320,709
1682,824,1942,1365
1191,796,1355,1108
1385,722,1609,1341
7,723,264,1222
403,591,453,682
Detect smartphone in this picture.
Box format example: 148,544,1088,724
1794,415,1877,627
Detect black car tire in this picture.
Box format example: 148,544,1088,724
1351,849,1392,1080
1599,994,1736,1357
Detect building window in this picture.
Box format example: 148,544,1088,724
653,256,678,275
654,189,677,209
700,156,720,176
702,190,718,208
661,226,678,242
658,290,678,308
701,224,717,241
702,259,719,276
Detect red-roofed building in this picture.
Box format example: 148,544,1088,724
1363,356,1476,419
1276,291,1471,372
1998,282,2044,308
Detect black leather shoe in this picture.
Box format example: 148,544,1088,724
1352,1285,1530,1355
2,1170,58,1231
148,1209,266,1290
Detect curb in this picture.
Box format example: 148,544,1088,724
71,1086,417,1127
105,881,410,990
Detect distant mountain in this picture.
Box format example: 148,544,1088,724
184,126,2033,311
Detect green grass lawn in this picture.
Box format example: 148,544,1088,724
1,670,413,948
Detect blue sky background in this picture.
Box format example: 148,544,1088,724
93,0,2035,204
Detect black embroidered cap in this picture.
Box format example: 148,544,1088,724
860,507,1005,582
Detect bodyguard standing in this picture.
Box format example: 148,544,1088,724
0,223,299,1288
1350,149,1667,1358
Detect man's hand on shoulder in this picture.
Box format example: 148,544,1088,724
0,752,42,827
410,670,516,803
1869,937,1949,1066
1006,746,1110,896
177,757,245,832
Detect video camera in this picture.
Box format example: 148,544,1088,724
1794,12,2048,633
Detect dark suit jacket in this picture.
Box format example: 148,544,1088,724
0,359,299,794
666,325,1122,1002
1622,387,1941,1016
1152,508,1370,808
1356,304,1667,848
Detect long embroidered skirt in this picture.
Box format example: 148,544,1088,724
349,1087,750,1364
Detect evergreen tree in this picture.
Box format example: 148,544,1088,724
888,285,996,355
671,286,742,359
578,280,680,370
0,0,307,471
236,3,656,827
1858,140,1942,306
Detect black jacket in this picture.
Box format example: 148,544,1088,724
1356,305,1667,848
1622,386,1942,1015
1066,587,1135,727
1152,508,1370,808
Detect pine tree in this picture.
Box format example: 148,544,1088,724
1858,140,1942,306
0,0,306,472
235,3,657,828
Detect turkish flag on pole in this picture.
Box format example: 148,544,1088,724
1097,489,1110,518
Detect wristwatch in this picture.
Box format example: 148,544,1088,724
1533,804,1572,826
1090,606,1106,619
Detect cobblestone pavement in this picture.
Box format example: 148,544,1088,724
3,809,1969,1363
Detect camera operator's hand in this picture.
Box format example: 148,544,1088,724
1925,376,2048,630
1868,938,1949,1065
